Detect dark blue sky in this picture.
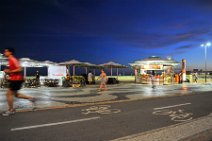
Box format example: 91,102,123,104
1,0,212,70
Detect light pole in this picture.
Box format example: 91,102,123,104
201,42,211,83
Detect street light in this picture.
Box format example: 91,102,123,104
201,42,211,83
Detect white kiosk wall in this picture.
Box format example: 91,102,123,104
48,66,66,86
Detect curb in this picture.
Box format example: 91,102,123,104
112,114,212,141
179,128,212,141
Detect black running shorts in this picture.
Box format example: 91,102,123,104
8,80,24,91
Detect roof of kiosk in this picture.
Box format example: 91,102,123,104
130,56,180,67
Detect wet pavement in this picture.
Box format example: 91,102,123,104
0,83,212,112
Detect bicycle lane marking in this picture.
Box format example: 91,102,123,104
81,105,121,115
152,103,193,122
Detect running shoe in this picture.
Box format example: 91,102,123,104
2,110,15,116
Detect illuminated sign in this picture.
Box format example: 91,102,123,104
141,65,163,70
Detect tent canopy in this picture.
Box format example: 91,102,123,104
99,61,127,68
41,60,58,67
20,58,44,67
59,59,86,75
59,59,85,66
99,61,128,76
130,56,179,67
83,62,99,68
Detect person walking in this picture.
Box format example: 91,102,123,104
98,69,108,91
2,48,35,116
179,71,184,84
193,72,198,83
150,70,156,88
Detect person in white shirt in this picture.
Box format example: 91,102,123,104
150,70,156,89
88,71,93,84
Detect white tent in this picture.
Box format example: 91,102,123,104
20,58,44,77
1,56,58,77
40,60,58,77
41,60,58,67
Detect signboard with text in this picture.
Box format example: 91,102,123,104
48,66,66,86
140,65,163,70
48,66,66,78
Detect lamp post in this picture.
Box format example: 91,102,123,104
201,42,211,83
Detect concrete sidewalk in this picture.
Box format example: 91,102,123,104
112,113,212,141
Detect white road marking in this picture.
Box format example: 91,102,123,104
82,105,121,115
154,103,191,110
11,116,100,131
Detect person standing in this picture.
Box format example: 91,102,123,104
0,71,5,88
88,71,93,84
2,48,35,116
98,70,108,91
35,70,40,86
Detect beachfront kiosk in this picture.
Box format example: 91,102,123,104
130,56,180,84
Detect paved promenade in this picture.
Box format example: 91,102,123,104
0,83,212,112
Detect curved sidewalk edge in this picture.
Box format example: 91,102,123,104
111,113,212,141
179,129,212,141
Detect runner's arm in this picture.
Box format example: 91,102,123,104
4,67,22,74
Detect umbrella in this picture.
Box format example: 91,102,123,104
99,61,128,76
59,59,85,75
83,62,99,75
